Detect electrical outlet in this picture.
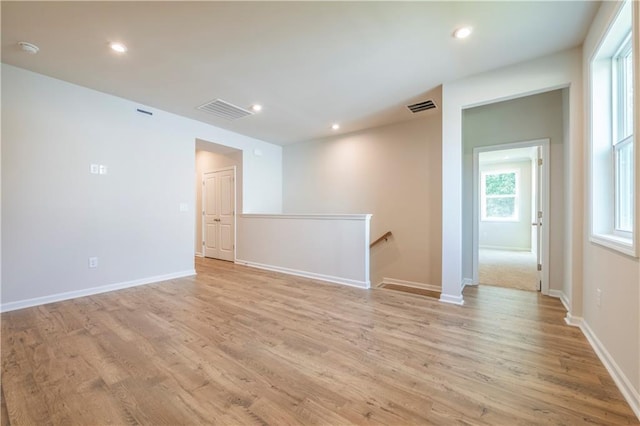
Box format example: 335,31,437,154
99,165,108,175
596,288,602,307
90,164,100,174
88,257,98,268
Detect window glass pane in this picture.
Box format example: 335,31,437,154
622,49,633,139
485,173,516,196
616,141,633,232
486,197,516,219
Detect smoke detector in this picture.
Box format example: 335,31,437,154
18,42,39,54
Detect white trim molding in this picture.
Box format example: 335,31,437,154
195,252,204,258
564,313,584,327
439,294,465,306
240,213,371,221
472,139,551,295
379,277,441,292
236,259,369,289
580,321,640,420
0,270,197,313
462,278,475,287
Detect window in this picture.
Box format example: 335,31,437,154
613,34,633,235
589,0,635,256
481,170,519,221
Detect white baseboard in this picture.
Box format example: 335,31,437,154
235,259,370,289
0,270,197,313
379,277,440,292
439,293,465,306
547,289,570,311
564,312,583,327
579,320,640,420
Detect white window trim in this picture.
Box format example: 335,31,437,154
588,0,637,258
614,135,633,236
480,169,519,222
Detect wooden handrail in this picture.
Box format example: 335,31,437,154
370,231,392,248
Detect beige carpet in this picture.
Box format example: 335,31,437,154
479,248,539,291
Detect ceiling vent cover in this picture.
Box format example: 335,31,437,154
197,99,253,120
407,99,437,113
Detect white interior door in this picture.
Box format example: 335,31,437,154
203,168,235,261
472,139,550,294
533,147,543,291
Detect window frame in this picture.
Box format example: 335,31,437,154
588,0,636,257
480,169,520,222
612,33,634,237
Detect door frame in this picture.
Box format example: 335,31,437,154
472,139,550,294
201,166,237,261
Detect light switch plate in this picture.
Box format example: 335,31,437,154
99,165,108,175
88,257,98,268
90,164,100,174
179,203,189,212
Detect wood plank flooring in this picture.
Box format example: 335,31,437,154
2,257,638,425
379,283,440,300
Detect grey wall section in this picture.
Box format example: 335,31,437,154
2,69,193,304
283,109,442,288
2,64,282,307
462,89,566,290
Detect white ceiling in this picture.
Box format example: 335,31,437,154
1,1,599,145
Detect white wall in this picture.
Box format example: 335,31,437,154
582,1,640,416
479,160,532,251
195,148,243,255
237,214,371,288
283,111,442,288
463,90,566,291
1,64,282,310
441,48,582,306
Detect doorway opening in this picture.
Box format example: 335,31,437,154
473,140,550,293
195,139,242,262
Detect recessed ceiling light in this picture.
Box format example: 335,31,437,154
453,27,473,39
250,104,263,112
331,123,340,130
18,41,39,54
109,42,128,53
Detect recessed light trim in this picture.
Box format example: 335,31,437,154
250,104,263,112
453,27,473,39
331,123,340,130
109,42,128,53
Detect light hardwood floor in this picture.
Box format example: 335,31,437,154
1,258,638,425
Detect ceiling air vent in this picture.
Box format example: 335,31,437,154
407,99,437,113
197,99,253,120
